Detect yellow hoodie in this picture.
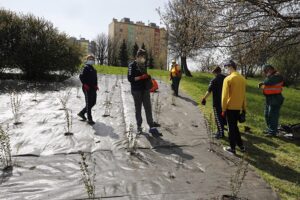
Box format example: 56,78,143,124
222,72,246,111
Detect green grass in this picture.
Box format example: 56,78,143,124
95,65,300,200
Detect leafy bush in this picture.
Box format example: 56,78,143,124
0,9,82,80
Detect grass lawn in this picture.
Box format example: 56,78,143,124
95,65,300,200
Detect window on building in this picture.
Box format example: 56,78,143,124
120,28,123,32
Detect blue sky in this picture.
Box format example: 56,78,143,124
0,0,169,40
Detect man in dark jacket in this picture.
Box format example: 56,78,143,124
259,64,284,136
128,49,161,137
201,66,226,138
78,55,98,125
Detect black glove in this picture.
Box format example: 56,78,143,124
201,98,206,105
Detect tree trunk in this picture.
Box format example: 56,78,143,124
181,56,192,77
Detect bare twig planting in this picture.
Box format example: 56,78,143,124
171,94,176,106
76,86,80,98
64,108,73,136
103,85,115,117
58,89,71,110
79,152,96,199
10,91,22,125
105,75,109,93
154,92,162,124
114,75,119,87
0,125,12,171
127,123,137,154
32,82,38,102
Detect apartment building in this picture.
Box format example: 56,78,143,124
69,37,95,59
109,18,168,69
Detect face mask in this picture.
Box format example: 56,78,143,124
86,60,95,65
137,57,146,64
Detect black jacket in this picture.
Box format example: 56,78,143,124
208,73,226,107
79,64,97,87
128,61,148,91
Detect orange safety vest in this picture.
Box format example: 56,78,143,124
171,65,181,77
263,81,283,95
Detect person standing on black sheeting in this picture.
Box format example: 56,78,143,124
78,55,98,125
201,66,226,139
128,49,161,137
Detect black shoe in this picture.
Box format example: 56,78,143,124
223,147,236,155
214,133,224,139
149,128,162,137
264,133,276,137
137,126,143,134
152,122,161,127
77,112,87,121
87,120,95,125
239,146,246,152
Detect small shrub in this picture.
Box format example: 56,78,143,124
79,152,96,199
10,91,22,125
0,125,12,171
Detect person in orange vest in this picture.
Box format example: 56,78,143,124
258,64,284,136
170,60,182,96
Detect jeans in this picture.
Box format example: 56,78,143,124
264,104,281,134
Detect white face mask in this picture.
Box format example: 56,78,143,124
137,57,146,64
86,60,95,65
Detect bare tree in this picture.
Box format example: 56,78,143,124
107,36,120,66
158,0,215,76
203,0,300,60
95,33,108,65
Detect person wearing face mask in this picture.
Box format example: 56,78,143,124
128,49,161,137
78,55,98,125
170,60,182,96
258,64,284,136
221,60,246,155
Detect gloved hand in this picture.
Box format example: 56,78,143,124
94,85,99,91
139,74,149,80
201,98,206,105
221,111,226,118
83,84,90,91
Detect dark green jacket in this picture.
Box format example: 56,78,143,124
264,72,284,106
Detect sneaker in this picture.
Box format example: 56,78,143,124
215,133,224,139
77,112,87,121
149,127,162,138
239,146,246,152
87,120,95,125
137,126,143,134
264,133,277,137
223,146,236,155
152,122,161,127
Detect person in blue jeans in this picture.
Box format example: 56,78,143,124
128,49,161,137
258,64,284,136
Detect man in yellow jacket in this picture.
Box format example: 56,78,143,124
221,60,246,155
